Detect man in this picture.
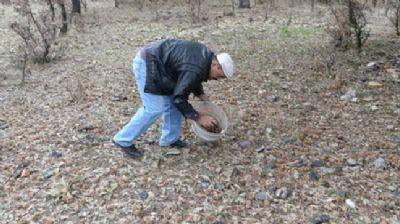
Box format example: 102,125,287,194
113,39,234,158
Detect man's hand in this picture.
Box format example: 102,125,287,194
198,114,218,129
197,94,210,102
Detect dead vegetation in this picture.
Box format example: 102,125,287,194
0,0,399,223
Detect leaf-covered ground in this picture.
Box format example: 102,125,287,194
1,2,399,223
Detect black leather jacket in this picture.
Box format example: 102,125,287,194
143,39,214,120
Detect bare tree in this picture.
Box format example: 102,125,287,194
326,0,369,51
347,0,369,50
239,0,251,8
72,0,80,14
386,0,400,35
186,0,202,23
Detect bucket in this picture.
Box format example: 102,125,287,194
191,101,228,142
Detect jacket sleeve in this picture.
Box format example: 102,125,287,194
173,72,202,121
192,83,204,97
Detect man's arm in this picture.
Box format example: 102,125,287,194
172,72,202,121
173,72,217,128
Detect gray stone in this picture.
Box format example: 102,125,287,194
43,169,54,179
311,160,324,168
311,214,330,224
0,130,5,140
79,207,91,217
139,191,148,200
275,187,290,199
303,102,316,111
346,159,357,166
373,157,387,170
367,61,384,71
50,150,63,159
309,171,319,181
256,192,266,201
239,141,251,149
267,95,279,102
0,122,8,130
340,89,357,102
255,147,265,153
320,167,335,175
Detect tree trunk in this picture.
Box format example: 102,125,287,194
1,0,11,5
238,0,251,8
311,0,315,11
72,0,81,14
59,3,68,33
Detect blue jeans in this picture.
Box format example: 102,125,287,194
113,52,183,147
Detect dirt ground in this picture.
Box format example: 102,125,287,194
0,1,399,223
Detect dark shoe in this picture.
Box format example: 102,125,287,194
112,140,143,159
169,139,188,148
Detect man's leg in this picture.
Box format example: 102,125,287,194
159,96,183,147
113,53,164,147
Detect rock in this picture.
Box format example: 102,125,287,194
275,187,290,199
79,207,90,217
267,95,278,102
50,150,63,159
255,146,265,153
310,160,324,168
309,171,319,181
256,192,266,201
320,167,335,175
139,191,148,200
367,81,383,88
288,158,306,167
345,199,356,208
193,207,204,213
21,169,30,178
163,148,181,156
371,105,378,111
394,108,400,114
346,159,357,166
0,130,6,140
373,157,387,170
200,175,210,188
239,140,251,149
311,214,330,224
43,169,54,179
303,102,316,111
0,121,8,130
367,61,384,71
340,89,357,102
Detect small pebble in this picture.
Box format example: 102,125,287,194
43,169,54,179
139,191,148,200
320,167,335,175
275,187,290,199
311,214,330,224
309,171,319,181
346,158,357,166
239,140,251,149
50,150,63,159
311,160,324,168
256,192,266,201
345,199,356,208
373,157,387,170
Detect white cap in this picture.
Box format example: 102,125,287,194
217,53,234,79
